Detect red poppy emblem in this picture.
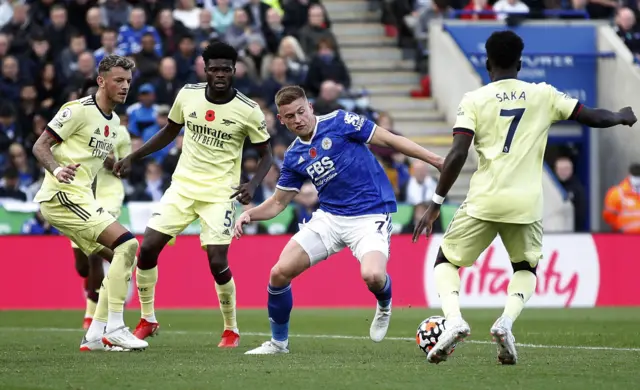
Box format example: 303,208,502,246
104,125,110,137
309,147,317,159
205,110,216,122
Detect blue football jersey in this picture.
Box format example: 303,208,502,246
276,110,397,216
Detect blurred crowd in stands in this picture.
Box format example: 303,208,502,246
383,0,640,72
0,0,445,234
0,0,637,234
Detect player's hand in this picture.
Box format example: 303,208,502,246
618,107,637,127
55,163,80,184
234,212,251,239
113,156,132,178
412,203,441,243
230,183,256,205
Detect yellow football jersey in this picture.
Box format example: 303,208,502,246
454,79,581,224
167,83,270,202
95,125,132,204
34,95,122,202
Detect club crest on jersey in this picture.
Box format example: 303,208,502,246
321,137,332,150
221,119,236,126
309,147,317,159
205,110,216,122
104,125,110,137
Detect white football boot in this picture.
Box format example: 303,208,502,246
79,336,127,352
102,326,148,351
426,316,470,364
245,340,290,355
490,316,518,365
370,300,392,342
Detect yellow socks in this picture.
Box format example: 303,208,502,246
136,266,158,323
503,270,537,322
215,277,237,331
85,298,97,319
105,239,138,332
434,262,462,319
93,282,109,323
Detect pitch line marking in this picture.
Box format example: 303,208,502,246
0,327,638,352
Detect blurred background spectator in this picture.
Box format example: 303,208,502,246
554,156,587,232
1,0,620,237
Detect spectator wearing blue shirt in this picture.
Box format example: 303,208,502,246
141,104,177,163
0,56,22,103
173,34,198,84
94,28,124,65
127,83,158,137
117,7,162,56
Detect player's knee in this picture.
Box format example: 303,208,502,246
206,246,229,275
361,268,386,289
512,260,537,275
269,264,293,287
112,233,139,268
138,240,161,270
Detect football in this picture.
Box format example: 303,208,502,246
416,315,455,356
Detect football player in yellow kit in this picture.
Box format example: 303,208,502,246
114,40,273,347
72,82,133,331
413,31,636,365
33,55,147,352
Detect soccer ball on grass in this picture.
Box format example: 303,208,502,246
415,315,456,356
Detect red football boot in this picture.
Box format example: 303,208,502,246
218,330,240,348
133,318,160,340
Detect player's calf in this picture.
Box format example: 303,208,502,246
361,251,392,342
246,239,312,355
207,245,240,347
134,228,172,330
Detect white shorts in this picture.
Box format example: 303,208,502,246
292,209,393,266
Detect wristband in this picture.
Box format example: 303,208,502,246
432,194,445,205
53,167,63,177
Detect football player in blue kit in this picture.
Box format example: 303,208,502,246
234,85,444,354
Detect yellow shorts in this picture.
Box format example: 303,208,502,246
146,186,236,248
40,192,116,255
70,197,122,250
441,203,543,268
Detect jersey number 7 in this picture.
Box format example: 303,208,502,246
499,108,525,154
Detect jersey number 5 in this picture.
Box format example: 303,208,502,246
499,108,525,154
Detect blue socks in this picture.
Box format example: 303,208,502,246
372,274,392,308
267,284,292,342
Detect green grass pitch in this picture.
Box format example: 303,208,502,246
0,308,638,390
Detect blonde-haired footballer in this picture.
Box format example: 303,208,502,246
114,40,273,348
71,83,134,330
32,55,147,352
413,30,637,365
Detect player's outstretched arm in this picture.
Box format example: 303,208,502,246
575,106,637,128
369,126,445,171
234,189,298,239
131,121,183,161
33,131,80,184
